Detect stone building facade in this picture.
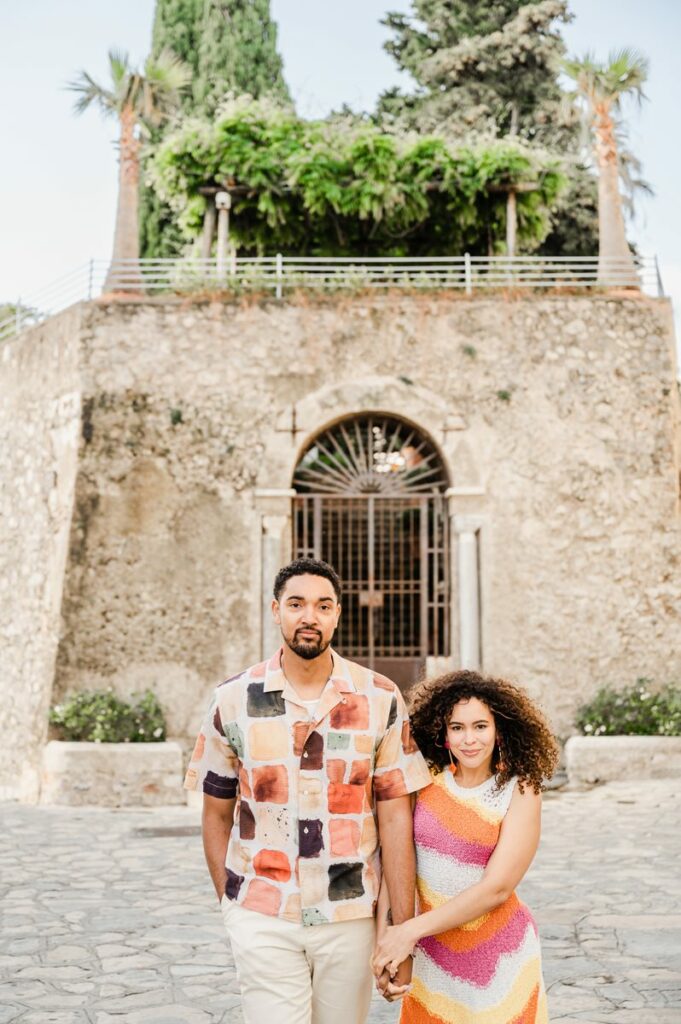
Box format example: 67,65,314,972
1,291,680,802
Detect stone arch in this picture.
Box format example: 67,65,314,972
260,375,471,491
256,376,487,673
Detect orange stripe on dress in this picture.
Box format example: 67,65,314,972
510,983,540,1024
400,990,450,1024
419,778,501,846
417,893,523,953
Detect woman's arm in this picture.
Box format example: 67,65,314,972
373,784,542,975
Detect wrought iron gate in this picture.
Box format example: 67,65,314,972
292,416,450,688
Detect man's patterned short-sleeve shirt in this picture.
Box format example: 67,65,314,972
184,648,431,927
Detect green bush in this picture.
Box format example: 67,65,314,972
575,680,681,737
49,689,167,743
148,96,566,257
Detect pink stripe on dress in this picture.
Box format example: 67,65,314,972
418,907,537,987
414,800,495,866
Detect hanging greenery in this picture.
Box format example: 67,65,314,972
148,97,566,257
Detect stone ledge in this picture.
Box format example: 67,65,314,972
40,740,185,807
565,735,681,785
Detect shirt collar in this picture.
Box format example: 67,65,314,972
263,647,356,695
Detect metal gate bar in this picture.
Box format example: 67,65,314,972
292,495,450,669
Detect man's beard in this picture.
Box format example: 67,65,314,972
284,628,331,660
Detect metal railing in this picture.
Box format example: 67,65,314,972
0,254,664,342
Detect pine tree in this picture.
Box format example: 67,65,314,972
141,0,291,257
380,0,601,255
380,0,570,142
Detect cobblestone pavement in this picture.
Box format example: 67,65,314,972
0,779,679,1024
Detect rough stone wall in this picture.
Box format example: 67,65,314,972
0,307,82,801
2,292,680,800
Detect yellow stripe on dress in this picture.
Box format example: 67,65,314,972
408,957,547,1024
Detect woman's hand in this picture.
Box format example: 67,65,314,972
376,961,412,1002
372,922,419,978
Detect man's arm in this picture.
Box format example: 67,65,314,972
376,794,416,923
202,794,236,901
376,794,416,990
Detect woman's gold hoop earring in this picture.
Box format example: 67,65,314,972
444,738,457,776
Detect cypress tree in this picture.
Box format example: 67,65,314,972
140,0,291,257
151,0,203,89
194,0,291,115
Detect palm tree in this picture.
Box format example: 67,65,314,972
563,49,649,286
70,49,190,292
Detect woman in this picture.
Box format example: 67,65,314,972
373,669,559,1023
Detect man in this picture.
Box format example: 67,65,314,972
184,557,431,1023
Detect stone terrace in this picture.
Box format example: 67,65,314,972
1,778,679,1023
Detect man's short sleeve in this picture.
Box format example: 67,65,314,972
373,686,432,801
183,688,240,799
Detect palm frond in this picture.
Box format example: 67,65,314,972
563,48,649,109
67,69,116,117
108,49,131,87
141,48,191,127
605,47,649,105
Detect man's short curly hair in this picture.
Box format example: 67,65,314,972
273,558,342,603
408,669,559,793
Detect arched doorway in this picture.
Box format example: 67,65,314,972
292,414,450,688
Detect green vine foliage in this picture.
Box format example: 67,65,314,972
575,681,681,737
148,98,566,256
50,689,167,743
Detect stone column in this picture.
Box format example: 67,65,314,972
451,512,484,671
255,489,296,659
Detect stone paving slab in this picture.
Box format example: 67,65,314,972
0,779,679,1023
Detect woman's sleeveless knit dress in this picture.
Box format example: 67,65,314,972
400,771,548,1024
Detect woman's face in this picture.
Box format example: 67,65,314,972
445,697,497,772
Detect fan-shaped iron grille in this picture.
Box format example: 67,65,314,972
293,415,448,495
292,415,450,688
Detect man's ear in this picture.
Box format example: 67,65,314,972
272,598,281,624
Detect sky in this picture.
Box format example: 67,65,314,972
1,0,679,341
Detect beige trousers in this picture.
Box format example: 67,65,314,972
221,898,375,1024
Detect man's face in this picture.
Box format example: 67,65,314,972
272,574,341,661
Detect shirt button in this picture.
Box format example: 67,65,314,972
303,827,309,834
303,751,309,758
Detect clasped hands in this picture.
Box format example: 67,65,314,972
371,921,419,1002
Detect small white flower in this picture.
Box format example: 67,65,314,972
584,723,593,733
153,727,163,738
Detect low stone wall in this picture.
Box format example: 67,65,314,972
565,735,681,784
40,740,185,806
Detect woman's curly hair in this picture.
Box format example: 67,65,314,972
408,670,559,793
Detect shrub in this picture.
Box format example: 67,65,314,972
575,680,681,737
49,689,167,743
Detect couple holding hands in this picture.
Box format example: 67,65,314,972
185,558,558,1023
